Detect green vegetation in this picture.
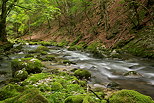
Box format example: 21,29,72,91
11,58,43,76
109,90,154,103
14,69,28,81
74,69,91,79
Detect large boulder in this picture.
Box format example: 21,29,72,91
123,71,142,77
14,69,28,81
109,90,154,103
74,69,91,79
11,58,43,76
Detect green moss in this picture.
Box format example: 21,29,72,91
39,41,52,46
123,71,142,76
40,51,48,55
57,41,69,47
64,95,84,103
68,42,87,51
14,69,28,81
62,60,76,65
50,82,63,91
38,84,51,92
109,90,154,103
83,96,97,103
25,54,36,58
11,58,43,76
0,84,21,101
86,42,101,52
22,73,50,85
15,89,49,103
74,69,91,79
36,46,49,52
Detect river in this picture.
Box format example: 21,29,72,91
0,44,154,98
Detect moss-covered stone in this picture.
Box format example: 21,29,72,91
15,89,49,103
123,71,142,77
51,82,63,91
0,84,21,101
64,95,97,103
38,54,56,61
25,54,36,58
109,90,154,103
36,46,49,52
74,69,91,79
62,60,76,65
22,73,50,85
14,69,28,81
11,58,43,76
64,95,84,103
40,51,48,55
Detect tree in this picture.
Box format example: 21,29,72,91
0,0,17,42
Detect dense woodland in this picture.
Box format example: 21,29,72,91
0,0,154,103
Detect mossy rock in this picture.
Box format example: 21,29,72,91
64,95,84,103
38,54,56,61
107,82,119,89
40,51,48,55
50,82,63,91
123,71,142,77
14,69,28,81
39,41,52,46
62,60,76,65
74,69,91,79
15,89,49,103
0,84,21,101
11,58,43,76
109,90,154,103
36,46,49,52
22,73,50,85
64,95,96,103
25,54,36,58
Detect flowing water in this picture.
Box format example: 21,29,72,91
0,44,154,98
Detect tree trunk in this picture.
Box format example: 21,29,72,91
0,21,7,42
0,0,8,42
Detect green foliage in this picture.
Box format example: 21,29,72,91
109,90,154,103
7,0,61,37
74,69,91,79
86,42,100,52
68,42,87,50
57,40,69,47
70,35,82,46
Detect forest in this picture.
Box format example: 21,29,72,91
0,0,154,103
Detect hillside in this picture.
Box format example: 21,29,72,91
21,0,154,59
